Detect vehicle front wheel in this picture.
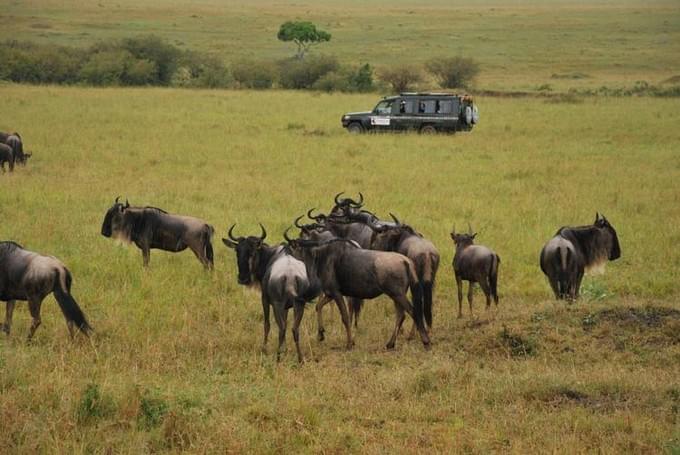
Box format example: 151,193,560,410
420,125,437,134
347,123,364,134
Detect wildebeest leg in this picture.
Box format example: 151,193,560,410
273,304,288,362
467,282,474,317
141,246,151,267
547,275,561,300
27,299,42,340
189,244,210,270
386,302,406,350
572,270,584,301
479,279,492,310
3,300,16,335
291,302,305,363
315,294,331,341
331,294,353,349
423,282,434,330
456,275,464,318
261,294,271,353
393,294,431,350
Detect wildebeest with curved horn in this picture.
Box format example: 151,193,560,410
101,197,215,269
540,213,621,300
285,228,431,351
223,224,320,362
0,241,91,339
450,225,500,318
369,213,439,332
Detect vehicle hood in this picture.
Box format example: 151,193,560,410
343,111,373,117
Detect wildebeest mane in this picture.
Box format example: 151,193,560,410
142,206,168,214
0,241,23,258
556,225,609,266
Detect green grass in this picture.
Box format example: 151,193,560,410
1,0,679,91
0,85,679,452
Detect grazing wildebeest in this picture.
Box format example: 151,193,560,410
0,143,15,172
450,226,500,318
5,134,29,166
100,197,215,269
285,228,431,351
0,241,91,339
370,213,440,331
223,224,320,362
540,213,621,300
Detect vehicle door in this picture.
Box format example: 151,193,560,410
437,98,459,131
391,98,417,131
416,98,438,129
369,100,394,131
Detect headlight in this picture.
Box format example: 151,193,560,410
342,115,349,120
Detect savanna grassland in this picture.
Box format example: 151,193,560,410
1,86,679,453
2,0,680,453
2,0,680,91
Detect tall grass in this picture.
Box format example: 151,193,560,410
0,85,679,452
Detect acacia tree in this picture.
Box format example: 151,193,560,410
277,21,331,60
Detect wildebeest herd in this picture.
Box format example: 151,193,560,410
1,190,621,363
0,131,31,172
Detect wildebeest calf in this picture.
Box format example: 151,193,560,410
101,197,215,269
450,227,500,318
0,241,91,339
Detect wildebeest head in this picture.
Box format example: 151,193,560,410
294,214,325,239
329,192,364,217
370,213,418,250
594,212,621,260
17,151,31,165
222,223,267,285
101,196,131,238
450,224,477,249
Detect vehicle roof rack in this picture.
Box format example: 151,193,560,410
399,92,461,96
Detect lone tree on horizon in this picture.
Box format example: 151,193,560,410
277,21,331,59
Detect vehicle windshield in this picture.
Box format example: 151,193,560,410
373,100,393,115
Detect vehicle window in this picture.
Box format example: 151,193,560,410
438,100,453,114
419,100,436,114
374,101,393,115
398,100,415,114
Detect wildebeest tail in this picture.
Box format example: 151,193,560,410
203,224,215,266
489,254,500,303
405,260,425,328
349,298,363,328
555,246,571,299
54,269,92,335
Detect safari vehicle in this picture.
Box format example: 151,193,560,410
341,92,479,134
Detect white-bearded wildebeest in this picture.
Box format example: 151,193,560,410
285,228,432,351
0,241,91,339
0,143,15,172
222,224,320,363
369,213,439,332
100,197,215,269
1,132,30,166
540,213,621,300
450,226,500,318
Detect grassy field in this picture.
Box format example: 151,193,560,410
1,0,679,91
0,84,679,452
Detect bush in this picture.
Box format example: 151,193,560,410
278,54,339,89
0,41,83,84
425,56,480,89
120,35,180,85
79,50,133,85
347,63,374,92
313,72,350,92
378,64,423,93
175,51,232,88
231,60,277,89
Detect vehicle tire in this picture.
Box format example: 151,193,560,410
464,106,473,125
420,125,437,135
347,123,364,134
471,105,479,124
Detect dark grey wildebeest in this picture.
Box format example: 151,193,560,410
0,143,15,172
0,241,91,339
450,226,500,318
101,197,215,269
285,229,431,351
540,213,621,300
370,214,439,332
1,132,30,166
223,224,320,362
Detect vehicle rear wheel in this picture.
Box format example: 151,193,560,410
420,125,437,134
347,123,364,134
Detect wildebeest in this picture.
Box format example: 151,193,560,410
1,132,30,166
285,228,431,351
370,213,440,332
540,213,621,300
0,143,15,172
223,224,319,362
450,226,500,318
0,241,91,339
100,197,215,269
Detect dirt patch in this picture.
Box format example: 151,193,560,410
583,306,680,330
582,305,680,348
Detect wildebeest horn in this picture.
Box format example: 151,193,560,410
389,212,400,226
258,223,267,241
124,199,130,209
115,196,121,204
228,224,239,242
351,192,364,207
307,208,325,221
334,192,344,204
294,215,305,228
467,222,473,234
283,225,293,243
451,224,456,235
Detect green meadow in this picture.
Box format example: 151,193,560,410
2,0,680,453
